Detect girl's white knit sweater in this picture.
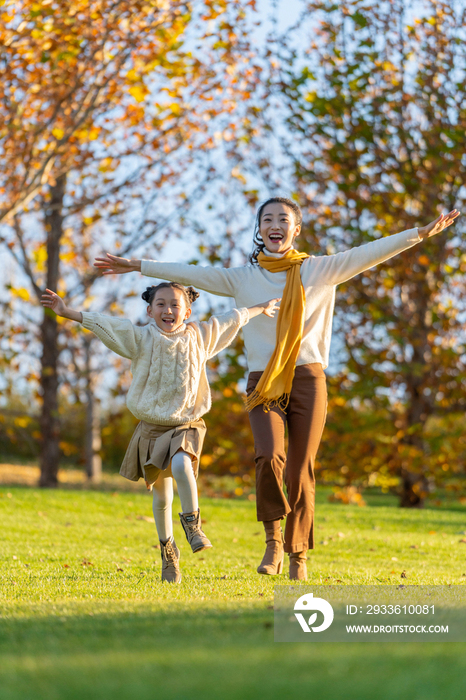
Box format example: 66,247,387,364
81,308,249,426
140,228,421,371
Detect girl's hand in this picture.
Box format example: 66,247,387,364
41,289,67,316
40,289,83,322
418,210,460,239
94,253,141,275
261,298,281,318
246,298,281,320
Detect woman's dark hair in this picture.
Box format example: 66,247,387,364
142,282,200,307
249,197,303,265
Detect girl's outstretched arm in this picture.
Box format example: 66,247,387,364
246,298,281,319
201,298,281,359
41,289,83,322
41,289,142,359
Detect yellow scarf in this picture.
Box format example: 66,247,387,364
245,248,309,413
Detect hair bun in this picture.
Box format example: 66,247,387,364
186,287,200,303
141,286,155,303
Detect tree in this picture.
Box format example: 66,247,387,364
0,0,260,486
271,0,466,505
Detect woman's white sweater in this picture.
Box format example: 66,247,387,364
141,228,421,371
81,308,249,426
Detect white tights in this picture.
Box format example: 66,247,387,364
151,450,198,543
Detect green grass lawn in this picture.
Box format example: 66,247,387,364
1,485,466,699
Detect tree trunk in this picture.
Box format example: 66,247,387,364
399,468,430,508
39,174,66,487
84,337,102,484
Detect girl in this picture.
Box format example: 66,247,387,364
41,283,279,583
94,200,459,580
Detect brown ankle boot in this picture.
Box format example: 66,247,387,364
289,551,307,581
257,520,284,575
160,537,182,583
179,509,212,553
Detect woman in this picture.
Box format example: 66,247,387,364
94,198,459,580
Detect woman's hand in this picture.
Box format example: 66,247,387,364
246,298,281,320
41,289,82,322
94,253,141,275
418,210,460,239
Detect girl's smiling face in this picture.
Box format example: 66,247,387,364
147,287,191,332
260,202,301,254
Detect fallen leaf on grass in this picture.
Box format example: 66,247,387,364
410,545,419,549
459,539,466,544
136,515,153,523
220,575,228,580
337,532,345,538
152,544,160,549
81,560,93,566
401,571,407,579
429,530,436,535
63,564,70,568
116,568,123,572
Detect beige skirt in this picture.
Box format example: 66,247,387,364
120,419,206,486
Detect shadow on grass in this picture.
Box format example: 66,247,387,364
1,605,465,700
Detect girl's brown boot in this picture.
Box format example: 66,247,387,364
289,551,307,581
257,519,284,575
179,509,212,553
160,537,182,583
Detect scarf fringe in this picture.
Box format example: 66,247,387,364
244,389,291,414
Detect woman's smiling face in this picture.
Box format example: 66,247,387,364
259,202,301,254
147,287,191,332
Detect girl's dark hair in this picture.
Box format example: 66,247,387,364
249,197,303,265
141,282,200,306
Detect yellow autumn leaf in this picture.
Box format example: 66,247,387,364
12,287,30,301
231,167,247,184
33,245,47,272
52,127,64,140
128,84,148,103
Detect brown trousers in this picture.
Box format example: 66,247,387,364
246,363,327,554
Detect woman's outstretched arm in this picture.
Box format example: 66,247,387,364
305,210,460,287
94,253,237,298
